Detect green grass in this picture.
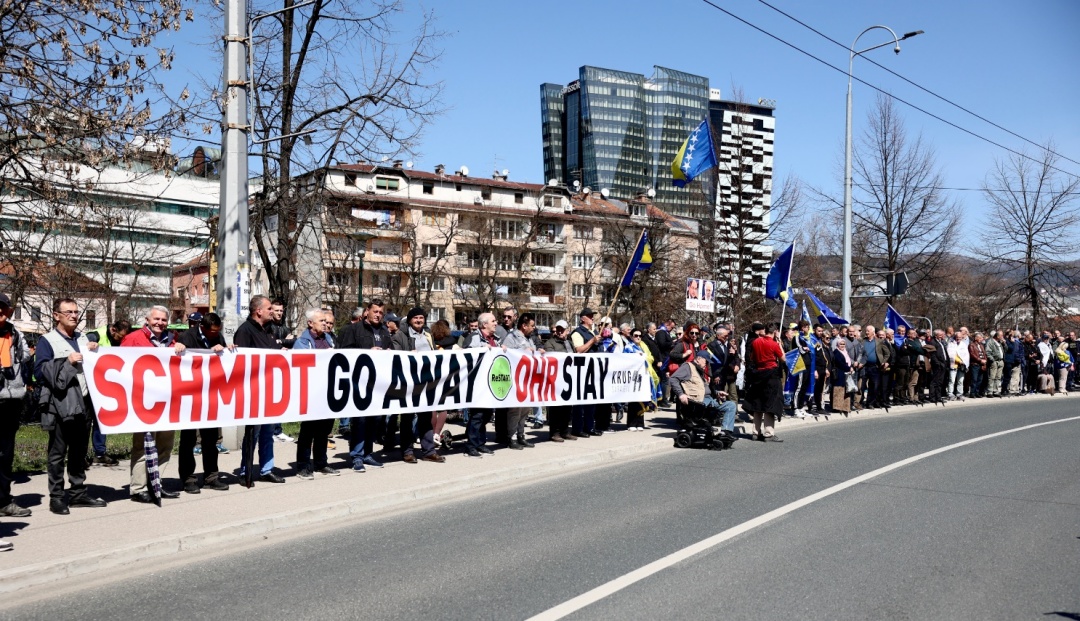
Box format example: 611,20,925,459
13,420,311,474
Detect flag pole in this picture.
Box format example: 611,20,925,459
608,228,646,319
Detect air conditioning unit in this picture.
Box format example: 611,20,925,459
473,196,483,205
563,203,573,213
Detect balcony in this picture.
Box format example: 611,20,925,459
188,294,209,306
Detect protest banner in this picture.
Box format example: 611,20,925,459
685,277,716,313
83,347,652,434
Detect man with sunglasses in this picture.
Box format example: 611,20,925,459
495,307,516,342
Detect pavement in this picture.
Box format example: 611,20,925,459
1,392,1076,596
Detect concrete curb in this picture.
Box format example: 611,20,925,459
0,434,673,595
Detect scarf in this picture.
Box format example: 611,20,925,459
838,347,851,368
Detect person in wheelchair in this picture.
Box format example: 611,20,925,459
669,355,737,437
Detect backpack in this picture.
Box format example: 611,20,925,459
667,342,694,375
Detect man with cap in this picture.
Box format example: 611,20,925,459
384,313,401,337
0,293,33,528
187,311,203,332
544,320,575,442
569,308,601,437
388,307,443,463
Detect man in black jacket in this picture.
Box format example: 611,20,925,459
234,295,286,485
176,313,233,493
337,299,391,472
654,320,675,406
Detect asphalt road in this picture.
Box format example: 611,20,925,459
4,397,1079,620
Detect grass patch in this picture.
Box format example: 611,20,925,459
13,420,314,474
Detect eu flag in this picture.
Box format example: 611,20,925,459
765,243,796,308
671,118,718,188
619,229,653,287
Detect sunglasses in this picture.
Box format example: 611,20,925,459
689,331,700,336
632,333,642,338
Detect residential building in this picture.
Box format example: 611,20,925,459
277,162,700,330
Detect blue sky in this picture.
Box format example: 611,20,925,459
165,0,1080,219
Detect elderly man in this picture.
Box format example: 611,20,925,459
669,354,737,440
465,312,501,457
570,308,601,437
176,313,232,493
35,299,109,515
293,309,341,479
495,307,517,341
121,305,187,503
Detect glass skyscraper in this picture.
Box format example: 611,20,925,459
541,65,710,214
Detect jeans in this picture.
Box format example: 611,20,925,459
91,413,107,457
703,396,737,432
239,424,275,476
572,404,595,435
467,408,492,450
863,363,882,405
968,365,983,396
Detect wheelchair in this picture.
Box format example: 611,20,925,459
674,398,736,450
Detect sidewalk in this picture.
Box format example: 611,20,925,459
1,392,1074,594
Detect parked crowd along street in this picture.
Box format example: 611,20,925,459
0,294,1076,552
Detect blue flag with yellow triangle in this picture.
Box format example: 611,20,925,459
619,229,653,287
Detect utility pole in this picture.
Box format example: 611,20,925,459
217,0,251,340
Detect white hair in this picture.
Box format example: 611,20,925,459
147,305,169,320
305,308,324,322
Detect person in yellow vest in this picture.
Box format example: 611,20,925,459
86,319,131,466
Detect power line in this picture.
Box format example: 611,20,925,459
697,0,1079,179
852,183,1080,195
753,0,1080,169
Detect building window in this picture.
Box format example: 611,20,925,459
494,220,527,241
375,176,399,191
422,181,434,195
422,211,445,226
427,308,443,323
31,306,41,322
417,276,446,292
543,195,556,207
532,252,556,269
371,240,402,256
481,187,492,200
572,284,590,298
85,310,97,329
573,226,594,240
536,222,560,242
455,183,462,192
13,307,22,321
423,243,444,258
514,192,524,204
326,270,351,287
374,273,401,291
496,251,521,271
344,172,357,186
572,254,595,269
630,203,646,217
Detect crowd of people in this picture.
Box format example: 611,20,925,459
0,292,1077,552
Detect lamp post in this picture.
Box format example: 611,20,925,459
349,232,372,309
842,26,922,323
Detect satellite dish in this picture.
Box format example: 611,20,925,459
582,187,591,195
573,180,581,190
600,188,610,198
502,169,509,176
381,156,390,162
460,165,469,176
547,178,558,187
646,188,656,198
406,161,413,168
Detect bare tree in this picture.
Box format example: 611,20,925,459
978,143,1080,332
244,0,444,318
850,95,961,296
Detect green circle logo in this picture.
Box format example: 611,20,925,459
488,355,512,401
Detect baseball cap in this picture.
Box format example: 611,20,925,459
188,312,203,322
0,293,11,308
578,308,596,318
385,313,401,324
554,320,568,330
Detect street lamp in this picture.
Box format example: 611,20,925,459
348,232,373,308
842,26,922,322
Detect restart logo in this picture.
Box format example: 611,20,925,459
488,355,513,401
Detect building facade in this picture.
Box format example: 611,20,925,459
541,65,776,317
278,162,700,331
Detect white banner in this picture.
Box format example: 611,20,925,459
83,348,652,433
685,277,716,313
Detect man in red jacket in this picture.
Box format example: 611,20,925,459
121,305,186,503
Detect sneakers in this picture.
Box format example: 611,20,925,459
478,446,494,455
274,432,294,443
0,502,31,517
467,448,483,458
0,538,11,552
183,481,202,494
793,409,809,419
216,444,229,454
297,467,315,480
352,461,367,473
362,455,384,469
318,466,340,476
193,445,201,455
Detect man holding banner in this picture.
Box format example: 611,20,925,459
122,305,187,504
234,295,286,485
338,299,392,472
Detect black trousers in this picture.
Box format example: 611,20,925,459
0,400,19,506
386,414,417,455
494,409,509,444
548,405,572,437
894,368,910,400
296,418,334,469
626,402,646,428
179,427,221,483
47,413,91,500
813,373,826,410
929,364,947,401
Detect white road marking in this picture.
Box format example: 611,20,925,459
527,415,1080,621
